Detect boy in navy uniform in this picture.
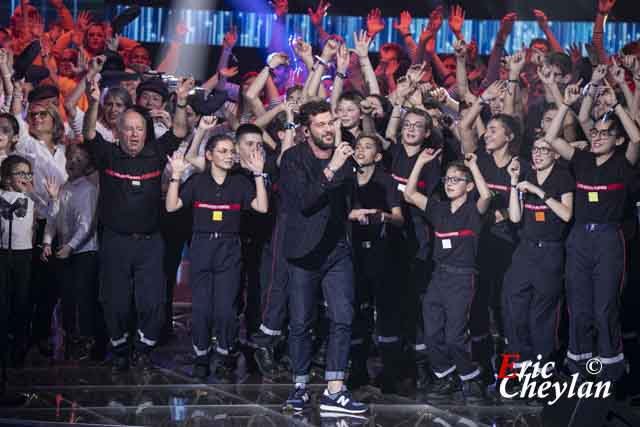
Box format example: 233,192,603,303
166,135,268,382
405,150,492,402
503,139,574,377
546,85,640,381
349,134,404,391
83,75,189,372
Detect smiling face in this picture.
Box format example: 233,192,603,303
337,99,361,130
443,166,473,200
27,104,55,136
401,112,430,147
530,139,557,170
137,90,164,110
205,138,236,171
7,161,33,193
57,49,78,78
484,119,512,152
590,120,623,156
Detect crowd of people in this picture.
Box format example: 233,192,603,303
1,0,640,415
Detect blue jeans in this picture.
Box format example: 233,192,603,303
287,240,354,383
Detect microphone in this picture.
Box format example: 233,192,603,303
351,155,364,173
518,191,524,203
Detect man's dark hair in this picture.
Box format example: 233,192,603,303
491,113,522,156
0,155,31,190
299,100,332,127
541,102,559,117
236,123,263,141
205,134,235,152
548,52,572,77
266,111,288,142
423,100,443,112
356,133,384,154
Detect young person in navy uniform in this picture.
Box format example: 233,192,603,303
348,134,404,392
502,139,574,379
279,100,367,415
405,150,492,402
387,108,441,388
460,85,530,369
546,83,640,381
166,134,268,382
82,74,190,373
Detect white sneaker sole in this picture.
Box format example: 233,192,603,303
319,404,368,414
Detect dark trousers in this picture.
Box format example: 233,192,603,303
0,249,32,356
565,226,626,381
60,251,99,338
471,222,517,338
30,219,60,345
241,235,264,337
259,215,289,334
502,242,563,364
423,266,479,380
99,229,165,354
190,234,242,355
288,240,354,383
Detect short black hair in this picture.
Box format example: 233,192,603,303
205,134,235,152
356,133,384,154
423,99,443,112
402,108,433,131
541,102,559,116
236,123,263,141
337,90,364,106
598,113,625,138
266,111,288,142
299,100,332,127
548,52,572,77
0,155,31,190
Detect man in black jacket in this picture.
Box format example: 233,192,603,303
279,100,367,415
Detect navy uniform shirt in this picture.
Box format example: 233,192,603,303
520,165,575,242
389,142,441,260
352,167,403,243
571,148,638,225
86,131,181,234
424,197,483,269
179,171,256,233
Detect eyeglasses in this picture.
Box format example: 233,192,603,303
402,122,426,130
0,125,14,135
590,128,617,139
531,146,553,155
28,111,49,120
10,171,33,179
441,176,469,185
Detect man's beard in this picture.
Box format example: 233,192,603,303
311,132,334,150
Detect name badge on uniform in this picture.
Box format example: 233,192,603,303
132,180,141,187
588,192,599,203
442,239,452,249
397,183,406,193
535,211,546,222
212,211,223,221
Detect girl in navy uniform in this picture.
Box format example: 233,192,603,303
348,134,404,391
166,135,268,382
405,150,492,402
502,139,574,379
547,83,640,381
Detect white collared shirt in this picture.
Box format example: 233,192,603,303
14,116,68,218
43,176,98,254
70,107,116,143
0,190,35,250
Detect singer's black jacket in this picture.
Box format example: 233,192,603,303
279,142,355,260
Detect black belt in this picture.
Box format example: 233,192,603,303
580,223,619,233
437,263,476,275
522,238,563,248
194,231,239,240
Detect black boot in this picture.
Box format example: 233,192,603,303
376,342,403,394
425,374,461,399
111,345,130,374
462,376,488,403
192,355,210,381
213,353,236,384
415,351,433,391
347,345,370,390
254,346,283,379
250,329,278,349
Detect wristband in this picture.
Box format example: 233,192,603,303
511,184,517,189
326,165,338,173
176,102,187,109
335,71,347,80
508,79,519,84
314,55,329,67
284,122,297,130
542,193,551,202
611,103,620,111
169,177,180,183
254,172,267,179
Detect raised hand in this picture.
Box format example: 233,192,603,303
430,87,449,104
567,43,583,64
598,0,616,14
245,147,265,174
563,78,584,105
366,8,385,36
609,58,626,85
168,151,189,177
222,26,238,49
268,52,290,69
393,11,412,35
584,42,599,67
463,152,478,168
220,66,239,79
497,12,517,41
328,141,354,171
44,176,60,200
537,64,555,85
106,34,119,52
507,157,521,179
351,30,372,58
336,43,349,73
532,9,549,30
175,21,190,41
321,38,339,62
76,11,93,32
32,14,45,39
417,147,442,165
87,54,106,79
176,76,195,102
86,75,101,103
482,80,507,101
508,50,526,76
453,39,468,59
406,62,426,83
621,55,640,75
428,6,444,32
359,98,374,115
150,109,172,129
308,0,330,28
448,5,465,36
198,115,218,131
272,0,289,17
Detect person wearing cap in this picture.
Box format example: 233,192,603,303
136,77,171,139
82,66,192,373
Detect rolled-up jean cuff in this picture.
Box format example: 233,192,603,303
294,375,310,384
325,371,345,381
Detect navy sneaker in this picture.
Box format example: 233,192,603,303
283,386,310,412
319,388,368,414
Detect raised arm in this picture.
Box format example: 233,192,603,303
394,11,418,63
278,101,296,166
533,9,563,53
308,0,331,45
82,75,101,142
307,39,338,99
610,58,635,112
503,50,526,117
544,83,582,161
244,149,269,213
185,116,217,173
351,31,380,95
173,77,194,139
453,40,470,99
507,158,522,222
165,152,188,212
593,0,616,65
330,44,349,113
157,22,189,74
404,148,441,210
448,5,466,41
464,153,491,214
